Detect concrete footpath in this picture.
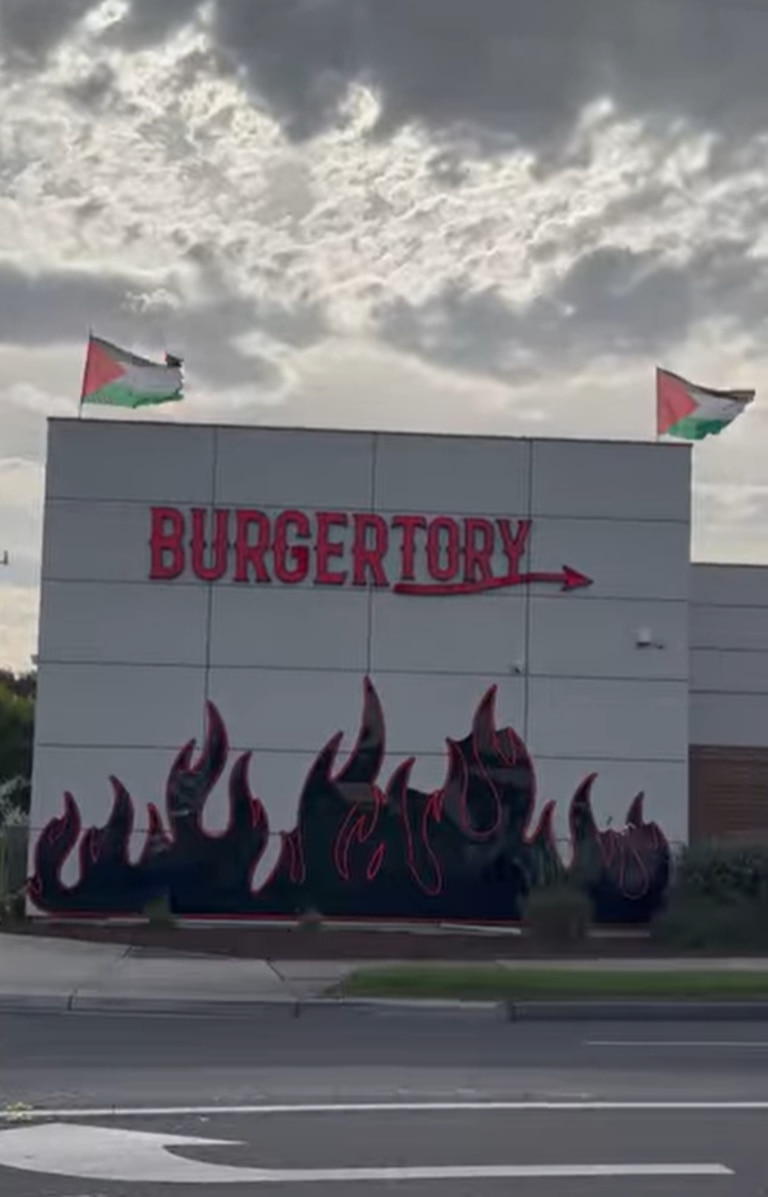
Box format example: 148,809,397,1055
4,933,768,1019
0,934,352,1013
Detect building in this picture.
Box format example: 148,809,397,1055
25,418,768,924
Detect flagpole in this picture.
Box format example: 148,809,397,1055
654,365,660,443
77,329,92,420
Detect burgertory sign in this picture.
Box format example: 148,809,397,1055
148,506,593,597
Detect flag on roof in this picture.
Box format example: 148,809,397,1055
657,368,754,441
80,335,184,409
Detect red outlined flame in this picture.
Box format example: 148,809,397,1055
387,684,550,897
29,677,669,923
569,777,666,902
165,701,229,838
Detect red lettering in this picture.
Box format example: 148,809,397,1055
351,514,389,587
391,515,426,581
315,512,348,585
149,506,185,579
497,517,531,577
191,508,230,581
463,517,495,583
233,509,271,583
426,516,460,583
273,511,311,583
148,506,538,593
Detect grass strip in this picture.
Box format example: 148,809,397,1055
338,965,768,1002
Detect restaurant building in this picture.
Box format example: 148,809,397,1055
25,419,768,923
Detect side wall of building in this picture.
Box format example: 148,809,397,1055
28,421,691,921
690,564,768,839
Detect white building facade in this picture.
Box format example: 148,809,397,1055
28,419,694,923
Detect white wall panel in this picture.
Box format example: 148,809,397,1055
371,672,525,756
527,678,688,761
47,420,215,502
209,670,526,760
692,649,768,695
370,592,525,675
531,440,690,521
34,664,206,748
209,586,368,671
528,597,688,680
31,745,191,835
43,501,167,583
691,693,768,747
374,434,531,514
689,564,768,748
530,518,690,601
39,582,209,666
691,604,768,652
532,758,688,846
691,563,768,608
206,668,365,754
215,428,375,509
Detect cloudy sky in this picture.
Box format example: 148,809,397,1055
2,0,768,671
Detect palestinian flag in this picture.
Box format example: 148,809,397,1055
657,368,754,441
80,335,184,409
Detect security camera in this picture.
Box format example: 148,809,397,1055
635,627,665,649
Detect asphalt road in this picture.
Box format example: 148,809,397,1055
0,1009,767,1193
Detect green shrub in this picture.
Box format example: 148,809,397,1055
143,893,175,928
674,840,768,904
0,826,28,925
296,906,324,933
652,892,768,952
524,882,590,948
650,840,768,951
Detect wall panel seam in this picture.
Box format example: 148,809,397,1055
40,496,691,525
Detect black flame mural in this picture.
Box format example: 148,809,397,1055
29,679,670,923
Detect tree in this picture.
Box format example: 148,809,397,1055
0,670,36,701
0,673,35,820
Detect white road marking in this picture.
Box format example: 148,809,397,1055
587,1040,768,1048
0,1121,733,1185
2,1099,768,1120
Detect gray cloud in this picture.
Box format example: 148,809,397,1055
0,0,95,65
63,63,118,110
101,0,199,49
85,0,768,159
6,0,768,164
0,264,145,345
378,241,768,377
0,262,327,389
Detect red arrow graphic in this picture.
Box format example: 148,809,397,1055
520,566,593,592
393,566,593,597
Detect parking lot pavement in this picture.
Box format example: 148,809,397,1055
1,1008,768,1193
0,1104,755,1194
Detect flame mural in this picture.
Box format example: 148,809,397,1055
29,678,670,923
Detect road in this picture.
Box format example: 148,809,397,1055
0,1007,767,1193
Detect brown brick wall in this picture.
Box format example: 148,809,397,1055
690,745,768,841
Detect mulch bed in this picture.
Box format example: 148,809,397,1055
0,918,683,961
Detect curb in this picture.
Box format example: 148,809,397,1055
505,1000,768,1022
0,993,501,1018
0,994,305,1017
4,993,768,1020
